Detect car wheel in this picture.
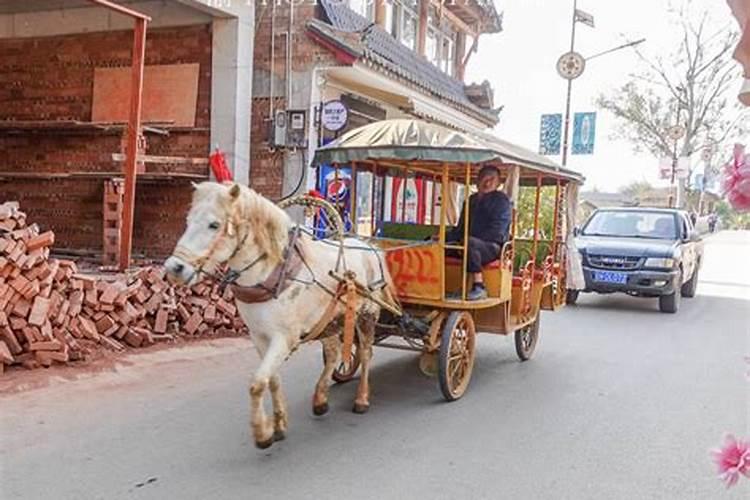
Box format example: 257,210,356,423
681,266,699,298
659,272,682,313
566,289,579,305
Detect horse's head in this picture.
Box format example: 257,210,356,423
164,182,290,286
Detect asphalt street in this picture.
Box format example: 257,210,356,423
1,231,749,500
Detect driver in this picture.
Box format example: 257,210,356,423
446,165,512,300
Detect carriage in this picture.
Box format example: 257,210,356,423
289,119,585,401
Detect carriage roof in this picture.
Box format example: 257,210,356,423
313,119,585,186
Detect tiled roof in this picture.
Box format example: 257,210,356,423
314,0,500,126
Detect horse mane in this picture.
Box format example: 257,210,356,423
193,182,292,263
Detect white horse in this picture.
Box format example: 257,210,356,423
164,182,394,449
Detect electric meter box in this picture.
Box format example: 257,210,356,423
286,109,307,148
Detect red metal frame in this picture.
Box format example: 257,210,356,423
87,1,151,271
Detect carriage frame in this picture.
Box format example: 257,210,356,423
305,119,584,400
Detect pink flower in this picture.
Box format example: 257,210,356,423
711,434,750,488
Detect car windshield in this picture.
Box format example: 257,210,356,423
582,211,677,240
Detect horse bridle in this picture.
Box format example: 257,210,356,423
171,214,266,288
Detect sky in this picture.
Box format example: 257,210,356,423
466,0,743,192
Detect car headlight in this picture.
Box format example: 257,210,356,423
644,257,675,268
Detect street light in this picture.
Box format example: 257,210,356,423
557,0,646,166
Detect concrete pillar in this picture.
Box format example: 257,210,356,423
210,16,252,185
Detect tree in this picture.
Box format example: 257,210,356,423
597,5,749,189
619,180,653,199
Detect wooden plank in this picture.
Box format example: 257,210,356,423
92,64,200,127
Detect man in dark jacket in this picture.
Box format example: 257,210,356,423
446,165,512,300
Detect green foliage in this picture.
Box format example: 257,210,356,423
715,200,750,229
514,186,557,270
516,186,556,240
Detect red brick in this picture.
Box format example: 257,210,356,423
28,296,51,326
12,298,31,318
216,298,236,317
0,340,14,364
95,315,115,334
29,340,62,351
68,290,83,316
99,283,121,305
78,317,100,341
154,308,169,333
183,312,203,335
123,329,144,348
0,326,22,354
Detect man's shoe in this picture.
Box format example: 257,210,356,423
466,286,488,301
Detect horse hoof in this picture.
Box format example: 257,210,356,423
352,403,369,414
273,430,286,442
313,402,329,416
255,437,274,450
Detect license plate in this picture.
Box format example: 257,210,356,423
593,271,628,284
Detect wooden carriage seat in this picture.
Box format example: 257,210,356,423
444,242,512,302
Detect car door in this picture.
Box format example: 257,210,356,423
679,214,695,283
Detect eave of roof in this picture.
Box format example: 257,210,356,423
311,2,500,127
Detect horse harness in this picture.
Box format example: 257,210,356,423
174,215,372,364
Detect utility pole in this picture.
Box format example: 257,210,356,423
561,0,578,167
554,3,642,167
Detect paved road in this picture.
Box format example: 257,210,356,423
2,231,749,500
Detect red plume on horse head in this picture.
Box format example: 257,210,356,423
209,146,233,183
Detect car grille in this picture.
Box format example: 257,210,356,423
587,254,642,270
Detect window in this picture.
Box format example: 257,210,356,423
426,28,439,65
441,31,456,75
582,211,677,240
349,0,375,21
399,1,418,50
383,0,458,75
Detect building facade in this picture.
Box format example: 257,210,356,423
250,0,503,199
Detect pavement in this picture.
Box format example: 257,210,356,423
1,231,749,500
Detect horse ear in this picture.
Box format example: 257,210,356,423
229,184,241,200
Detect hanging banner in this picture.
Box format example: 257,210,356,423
572,112,596,155
539,114,562,155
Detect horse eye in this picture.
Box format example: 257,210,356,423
208,221,221,230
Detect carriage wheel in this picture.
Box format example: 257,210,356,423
277,194,345,240
514,312,540,361
438,311,476,401
323,342,361,384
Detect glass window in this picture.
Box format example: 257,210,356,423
385,1,396,36
349,0,374,21
442,35,455,75
582,211,677,240
400,7,418,50
426,28,439,65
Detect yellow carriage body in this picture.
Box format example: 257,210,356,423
313,119,582,337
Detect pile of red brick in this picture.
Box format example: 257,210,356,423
0,201,247,374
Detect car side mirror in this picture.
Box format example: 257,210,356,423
689,232,701,242
573,226,581,236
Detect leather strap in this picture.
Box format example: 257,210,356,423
300,282,347,343
341,277,358,364
230,235,304,304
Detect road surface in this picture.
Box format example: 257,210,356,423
2,231,749,499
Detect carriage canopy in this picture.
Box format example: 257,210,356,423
313,119,584,185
